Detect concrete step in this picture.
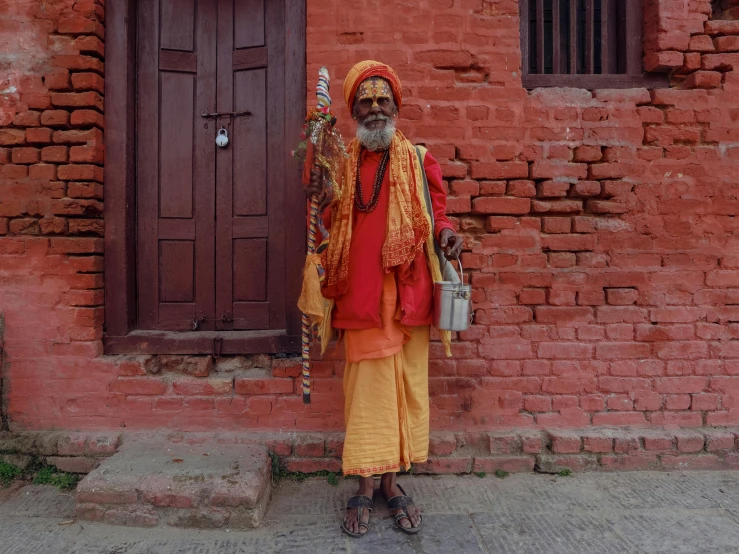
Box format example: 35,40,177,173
75,440,271,529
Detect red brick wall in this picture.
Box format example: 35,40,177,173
0,0,109,430
2,0,739,436
310,0,739,431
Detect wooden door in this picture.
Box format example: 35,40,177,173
136,0,286,333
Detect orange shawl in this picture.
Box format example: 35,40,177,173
321,130,431,299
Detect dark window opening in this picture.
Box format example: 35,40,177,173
521,0,667,89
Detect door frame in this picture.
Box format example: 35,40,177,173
103,0,306,355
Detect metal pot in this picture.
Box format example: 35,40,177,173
433,258,471,332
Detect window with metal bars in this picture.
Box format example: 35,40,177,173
520,0,666,89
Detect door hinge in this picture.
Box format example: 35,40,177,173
212,337,223,359
192,316,205,331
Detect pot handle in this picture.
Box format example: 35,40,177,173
441,255,465,285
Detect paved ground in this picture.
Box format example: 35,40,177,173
2,471,739,553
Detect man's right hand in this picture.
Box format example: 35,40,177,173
306,165,331,210
306,165,324,197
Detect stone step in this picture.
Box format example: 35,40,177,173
75,440,271,529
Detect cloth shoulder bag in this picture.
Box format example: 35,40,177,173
415,145,460,284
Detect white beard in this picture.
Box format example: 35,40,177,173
356,114,396,151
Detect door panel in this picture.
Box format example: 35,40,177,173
233,239,266,301
160,0,195,51
159,241,194,302
234,0,265,48
159,73,194,219
233,69,267,216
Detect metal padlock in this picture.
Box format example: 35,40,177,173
215,126,229,148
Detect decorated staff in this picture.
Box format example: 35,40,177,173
295,67,347,404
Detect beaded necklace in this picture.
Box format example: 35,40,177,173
354,148,390,213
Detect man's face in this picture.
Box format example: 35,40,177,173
353,77,397,128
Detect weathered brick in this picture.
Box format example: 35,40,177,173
47,456,98,474
600,454,659,471
688,35,715,52
536,454,599,473
674,431,705,453
0,129,25,145
413,457,472,474
582,434,613,453
642,432,674,452
472,197,530,215
684,71,722,89
51,92,104,110
470,162,529,180
41,110,70,126
715,36,739,53
644,51,684,72
429,433,457,456
110,378,168,395
489,432,521,454
293,435,325,457
58,433,88,456
703,429,735,452
234,378,294,395
549,431,581,454
661,455,723,470
473,457,534,473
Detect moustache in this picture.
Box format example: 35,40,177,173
361,114,391,124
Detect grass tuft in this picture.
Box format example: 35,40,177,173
269,451,341,486
494,469,509,479
269,451,287,481
33,466,79,490
0,461,22,487
558,468,573,477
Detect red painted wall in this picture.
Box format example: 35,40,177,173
2,0,739,435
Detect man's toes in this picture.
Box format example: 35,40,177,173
345,512,358,533
406,509,420,527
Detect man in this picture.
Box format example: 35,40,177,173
307,60,462,537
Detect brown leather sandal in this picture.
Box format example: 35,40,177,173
387,484,422,534
341,495,373,538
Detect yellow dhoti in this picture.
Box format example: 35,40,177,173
341,272,430,476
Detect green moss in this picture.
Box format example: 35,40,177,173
494,469,509,479
558,468,573,477
33,466,79,490
475,471,487,478
0,460,21,486
269,451,341,486
269,451,287,481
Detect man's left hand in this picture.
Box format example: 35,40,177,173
439,229,463,260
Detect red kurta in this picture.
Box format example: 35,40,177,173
325,149,454,330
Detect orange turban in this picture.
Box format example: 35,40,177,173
343,60,403,109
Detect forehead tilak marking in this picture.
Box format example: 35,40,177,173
357,78,392,100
